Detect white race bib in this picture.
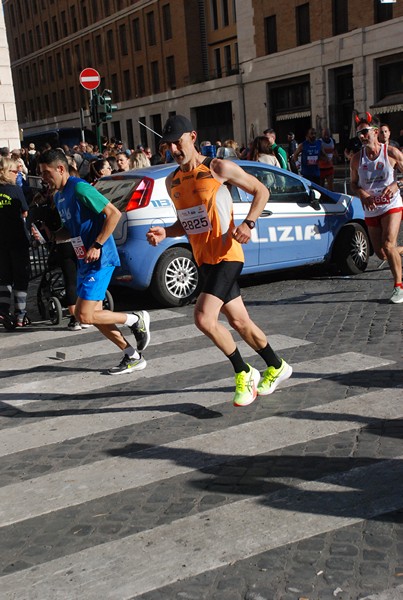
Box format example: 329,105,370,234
71,236,86,260
177,205,212,235
307,155,318,166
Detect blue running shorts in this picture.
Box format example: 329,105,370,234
77,266,115,301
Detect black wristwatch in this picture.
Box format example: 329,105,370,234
243,219,256,230
93,241,103,249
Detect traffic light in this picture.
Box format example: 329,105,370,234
98,89,118,122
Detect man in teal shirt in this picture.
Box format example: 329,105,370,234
38,149,151,375
263,128,289,170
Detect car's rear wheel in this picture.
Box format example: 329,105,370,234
333,222,369,274
150,247,200,307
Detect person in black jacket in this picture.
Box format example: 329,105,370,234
0,157,31,328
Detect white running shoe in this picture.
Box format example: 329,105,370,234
389,287,403,304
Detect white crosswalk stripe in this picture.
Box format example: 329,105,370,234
0,386,400,528
0,309,182,351
1,457,403,600
0,334,309,407
362,587,403,600
0,323,202,371
0,352,392,456
0,306,401,599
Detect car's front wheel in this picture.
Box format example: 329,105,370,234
150,247,200,307
333,222,370,274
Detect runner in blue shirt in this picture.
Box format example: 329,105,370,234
38,149,151,375
293,127,329,185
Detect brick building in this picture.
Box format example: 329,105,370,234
2,0,403,152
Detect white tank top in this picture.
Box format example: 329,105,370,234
320,137,336,160
358,143,402,217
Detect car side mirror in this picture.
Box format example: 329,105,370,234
309,189,321,211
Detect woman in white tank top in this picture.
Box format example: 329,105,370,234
350,116,403,304
357,142,402,218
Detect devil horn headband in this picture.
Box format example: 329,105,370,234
355,111,373,125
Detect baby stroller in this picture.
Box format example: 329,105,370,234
37,247,114,325
31,190,114,326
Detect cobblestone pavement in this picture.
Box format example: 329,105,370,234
0,249,402,600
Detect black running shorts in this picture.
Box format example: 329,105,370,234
199,261,243,304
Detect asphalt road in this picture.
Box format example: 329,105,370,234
0,251,403,600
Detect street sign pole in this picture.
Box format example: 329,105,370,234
79,108,85,142
92,91,102,153
80,68,101,151
79,70,118,152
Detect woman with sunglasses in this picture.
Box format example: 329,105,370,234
0,157,31,328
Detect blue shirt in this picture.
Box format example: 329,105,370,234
301,140,322,179
54,176,120,274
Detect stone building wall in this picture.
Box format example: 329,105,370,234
0,5,19,150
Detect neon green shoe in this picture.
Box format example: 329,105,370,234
233,365,261,407
257,359,292,396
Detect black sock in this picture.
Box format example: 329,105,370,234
257,343,282,369
227,348,249,374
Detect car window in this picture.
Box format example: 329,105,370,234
95,177,142,211
242,165,309,203
228,183,241,203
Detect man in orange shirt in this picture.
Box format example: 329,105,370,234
147,115,292,407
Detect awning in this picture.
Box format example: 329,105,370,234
276,110,311,121
370,94,403,114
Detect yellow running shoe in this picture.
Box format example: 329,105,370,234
233,365,261,407
257,359,292,396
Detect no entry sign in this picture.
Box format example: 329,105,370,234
79,68,101,91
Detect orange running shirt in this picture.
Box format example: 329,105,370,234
171,162,244,266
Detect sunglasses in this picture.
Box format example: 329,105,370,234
357,128,374,136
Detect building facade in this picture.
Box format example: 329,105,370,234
0,2,20,150
243,0,403,146
2,0,403,151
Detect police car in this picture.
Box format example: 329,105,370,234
95,161,370,307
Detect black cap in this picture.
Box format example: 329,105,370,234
161,114,195,143
288,131,295,137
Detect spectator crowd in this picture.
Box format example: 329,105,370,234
0,116,402,329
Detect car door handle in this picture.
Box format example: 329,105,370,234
260,210,273,217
